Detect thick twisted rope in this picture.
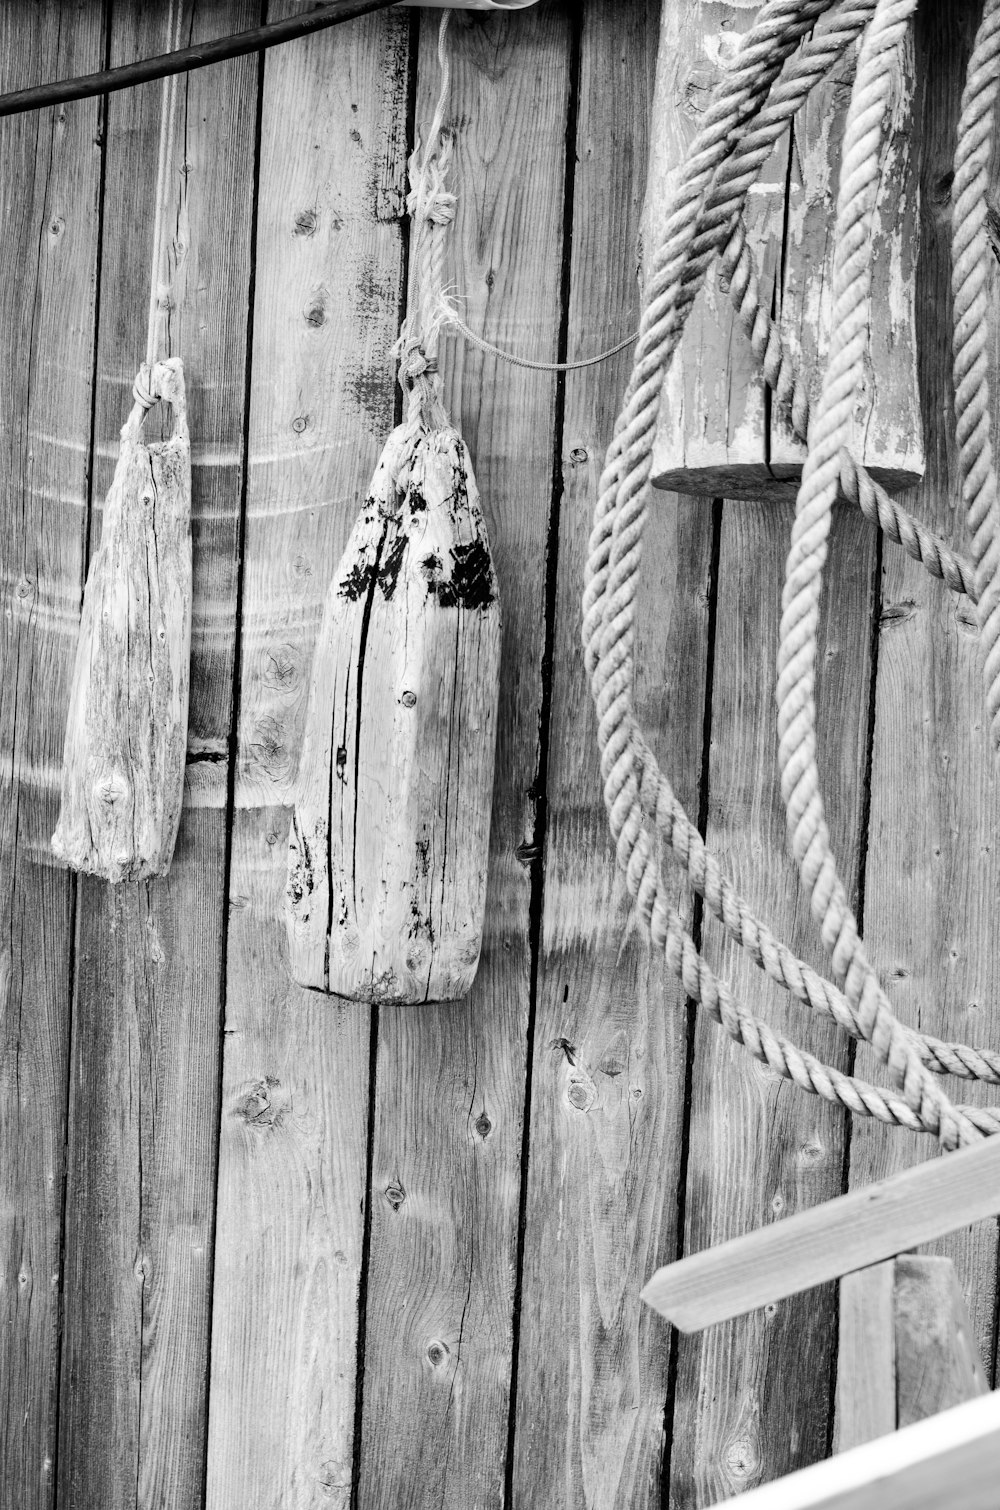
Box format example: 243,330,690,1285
582,0,1000,1147
953,0,1000,752
773,0,980,1148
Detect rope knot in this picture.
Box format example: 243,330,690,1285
132,364,157,412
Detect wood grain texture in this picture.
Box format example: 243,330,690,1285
286,417,501,1003
834,1262,896,1454
356,9,570,1507
511,4,707,1508
847,0,1000,1371
711,1391,1000,1510
52,359,191,882
669,501,875,1505
769,30,923,490
894,1256,988,1427
57,4,257,1506
645,1134,1000,1332
0,7,104,1507
643,0,784,500
205,7,410,1507
646,7,922,500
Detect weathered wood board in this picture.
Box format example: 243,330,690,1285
669,498,876,1506
0,9,104,1507
846,0,1000,1369
356,9,571,1508
643,1134,1000,1332
2,5,1000,1509
644,2,923,500
834,1263,896,1453
893,1256,988,1425
511,5,707,1509
205,8,410,1508
57,5,256,1506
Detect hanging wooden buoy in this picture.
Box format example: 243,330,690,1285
286,11,501,1003
286,399,501,1004
52,359,191,882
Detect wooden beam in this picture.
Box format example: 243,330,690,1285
894,1256,989,1426
709,1390,1000,1510
642,5,922,501
834,1263,896,1453
640,1135,1000,1331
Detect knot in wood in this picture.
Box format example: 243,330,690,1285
384,1180,406,1212
426,1339,450,1368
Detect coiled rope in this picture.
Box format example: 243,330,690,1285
583,0,1000,1145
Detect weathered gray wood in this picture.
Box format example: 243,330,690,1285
894,1256,988,1427
834,1262,896,1454
668,501,875,1504
642,0,784,500
511,4,703,1507
205,9,410,1507
52,358,191,883
56,5,257,1506
645,6,922,500
286,414,501,1002
769,33,922,491
711,1392,1000,1510
357,9,571,1507
846,0,1000,1373
0,7,104,1507
645,1134,1000,1333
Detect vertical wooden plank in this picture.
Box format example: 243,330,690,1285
357,9,571,1508
834,1262,896,1453
848,0,1000,1369
894,1256,989,1426
670,501,875,1506
511,4,710,1509
0,7,103,1508
205,7,410,1507
57,4,257,1506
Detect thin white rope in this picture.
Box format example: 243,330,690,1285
145,0,183,370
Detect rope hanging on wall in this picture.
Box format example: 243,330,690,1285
51,0,192,884
584,0,1000,1148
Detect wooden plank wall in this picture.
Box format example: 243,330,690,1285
2,3,999,1510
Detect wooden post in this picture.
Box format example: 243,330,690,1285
834,1262,897,1453
642,3,923,500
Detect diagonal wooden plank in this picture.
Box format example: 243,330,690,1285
846,0,1000,1374
56,4,258,1506
356,8,572,1508
205,7,411,1507
643,1134,1000,1333
0,8,104,1508
510,3,709,1507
